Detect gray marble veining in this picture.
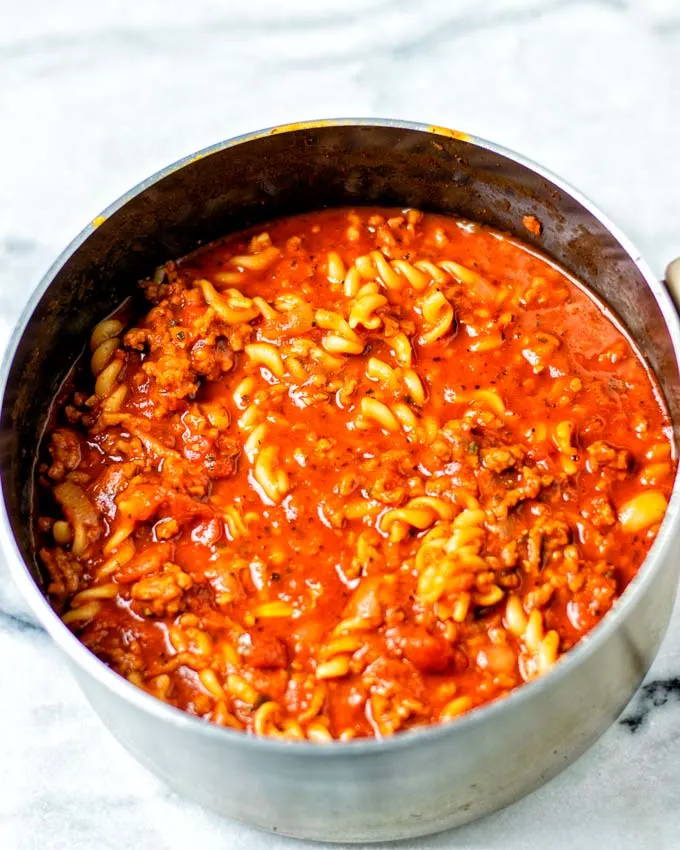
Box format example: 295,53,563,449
1,0,680,847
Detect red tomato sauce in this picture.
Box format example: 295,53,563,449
36,208,675,740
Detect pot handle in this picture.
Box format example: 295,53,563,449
666,258,680,309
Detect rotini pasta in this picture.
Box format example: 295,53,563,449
88,318,127,408
228,244,280,272
419,289,454,344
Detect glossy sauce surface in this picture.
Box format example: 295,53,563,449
37,208,675,740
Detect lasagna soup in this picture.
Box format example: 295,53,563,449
37,208,675,740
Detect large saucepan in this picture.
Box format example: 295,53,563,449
2,120,680,843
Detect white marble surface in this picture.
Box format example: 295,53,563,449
2,0,680,847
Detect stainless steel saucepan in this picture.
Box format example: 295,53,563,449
2,119,680,843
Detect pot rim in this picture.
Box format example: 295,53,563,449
2,117,679,756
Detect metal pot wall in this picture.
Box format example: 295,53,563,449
2,120,680,843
